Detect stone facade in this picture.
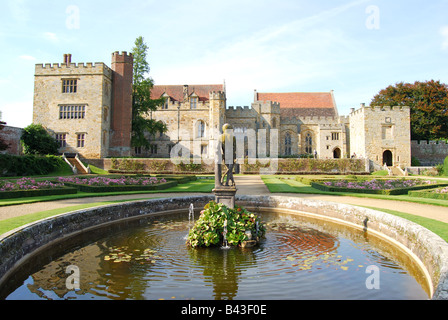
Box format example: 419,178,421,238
31,51,413,169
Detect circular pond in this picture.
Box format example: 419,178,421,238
1,210,430,300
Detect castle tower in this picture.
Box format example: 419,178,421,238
109,51,133,157
349,105,411,168
32,54,113,159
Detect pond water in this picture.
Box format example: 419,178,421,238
1,211,430,300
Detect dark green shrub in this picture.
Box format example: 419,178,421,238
0,154,67,177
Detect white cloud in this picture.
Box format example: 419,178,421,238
19,55,36,61
0,101,32,128
440,26,448,50
43,32,58,42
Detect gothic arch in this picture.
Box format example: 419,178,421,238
303,131,313,154
196,120,206,138
333,147,341,159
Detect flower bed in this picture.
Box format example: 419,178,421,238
0,177,77,199
312,178,444,195
57,176,177,193
408,186,448,200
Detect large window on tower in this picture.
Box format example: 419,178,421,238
59,105,86,119
55,133,67,148
62,79,77,93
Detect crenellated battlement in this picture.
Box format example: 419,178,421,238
35,62,112,77
251,100,280,114
280,115,349,125
350,105,410,116
411,140,447,145
227,105,251,110
226,105,258,118
209,91,226,100
318,123,346,129
112,51,133,63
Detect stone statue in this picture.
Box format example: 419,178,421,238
213,124,237,208
220,123,236,187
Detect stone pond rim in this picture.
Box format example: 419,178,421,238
0,195,447,300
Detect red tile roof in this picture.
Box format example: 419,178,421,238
152,84,224,102
256,91,337,117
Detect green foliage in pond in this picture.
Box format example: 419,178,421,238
187,201,266,248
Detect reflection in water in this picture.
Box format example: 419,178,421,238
2,212,430,300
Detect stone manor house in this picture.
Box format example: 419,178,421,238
32,51,412,168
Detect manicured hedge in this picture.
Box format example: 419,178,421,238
311,182,448,195
153,175,197,184
61,180,178,193
408,188,448,200
0,187,78,199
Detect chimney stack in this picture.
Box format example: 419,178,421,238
63,54,72,64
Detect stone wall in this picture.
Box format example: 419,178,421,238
0,125,23,155
411,140,448,166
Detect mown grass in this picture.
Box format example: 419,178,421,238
261,175,448,208
361,206,448,243
0,198,160,235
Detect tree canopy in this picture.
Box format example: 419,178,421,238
21,123,59,155
131,36,167,150
370,80,448,141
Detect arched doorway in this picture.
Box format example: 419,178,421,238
333,148,341,159
383,150,393,166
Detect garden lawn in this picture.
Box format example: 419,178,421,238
0,199,157,235
361,206,448,243
261,175,448,208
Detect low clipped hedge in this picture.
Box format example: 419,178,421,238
153,175,197,184
311,181,448,195
409,188,448,200
61,180,178,193
0,187,78,199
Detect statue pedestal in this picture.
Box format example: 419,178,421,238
212,186,237,209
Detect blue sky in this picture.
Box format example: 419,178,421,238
1,0,448,128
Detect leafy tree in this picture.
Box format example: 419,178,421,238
21,123,59,155
370,80,448,141
0,121,9,151
131,36,167,151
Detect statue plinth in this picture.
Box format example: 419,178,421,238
212,186,237,209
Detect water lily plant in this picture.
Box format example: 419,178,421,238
187,201,266,248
